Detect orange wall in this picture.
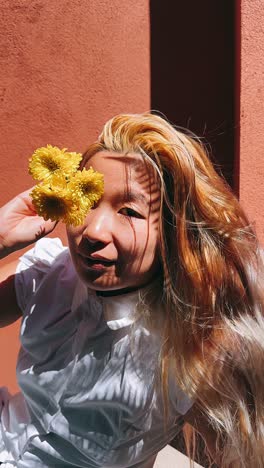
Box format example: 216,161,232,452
0,1,150,393
238,0,264,243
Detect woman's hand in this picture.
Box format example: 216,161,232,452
0,189,57,259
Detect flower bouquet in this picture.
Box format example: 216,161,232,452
29,145,104,226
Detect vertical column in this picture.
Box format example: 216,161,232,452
238,0,264,243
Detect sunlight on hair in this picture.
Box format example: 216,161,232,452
81,113,264,467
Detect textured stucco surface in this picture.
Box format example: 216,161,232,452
0,0,150,392
239,0,264,242
0,0,150,204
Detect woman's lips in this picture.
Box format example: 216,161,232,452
78,254,115,271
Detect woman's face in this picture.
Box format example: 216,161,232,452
67,151,161,293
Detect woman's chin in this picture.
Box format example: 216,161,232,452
78,269,122,291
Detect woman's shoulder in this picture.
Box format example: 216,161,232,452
16,237,69,274
16,238,79,355
15,237,76,312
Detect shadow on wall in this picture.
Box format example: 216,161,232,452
150,0,236,189
150,2,236,465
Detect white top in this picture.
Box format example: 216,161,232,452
0,238,193,467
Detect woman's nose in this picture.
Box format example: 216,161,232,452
82,208,113,245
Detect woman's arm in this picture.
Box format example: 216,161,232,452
0,260,21,327
0,189,57,327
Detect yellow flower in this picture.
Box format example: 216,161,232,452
29,144,82,181
28,143,104,226
68,167,104,210
30,174,87,226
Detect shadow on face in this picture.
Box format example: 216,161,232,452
67,151,161,293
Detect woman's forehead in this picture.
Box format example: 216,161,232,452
87,151,158,184
86,151,160,206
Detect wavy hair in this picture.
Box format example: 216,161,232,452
82,113,264,467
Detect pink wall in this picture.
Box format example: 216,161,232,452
0,1,150,393
238,0,264,243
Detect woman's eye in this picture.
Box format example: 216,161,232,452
119,207,143,218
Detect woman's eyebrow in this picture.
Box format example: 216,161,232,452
124,191,148,206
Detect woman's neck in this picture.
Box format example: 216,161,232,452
96,274,162,298
96,284,146,298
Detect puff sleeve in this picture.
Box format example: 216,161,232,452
15,237,67,313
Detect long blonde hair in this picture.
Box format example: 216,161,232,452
82,113,264,467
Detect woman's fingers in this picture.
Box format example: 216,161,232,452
34,219,58,240
0,189,60,257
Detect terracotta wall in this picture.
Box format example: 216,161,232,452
238,0,264,243
0,0,150,393
0,1,263,396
